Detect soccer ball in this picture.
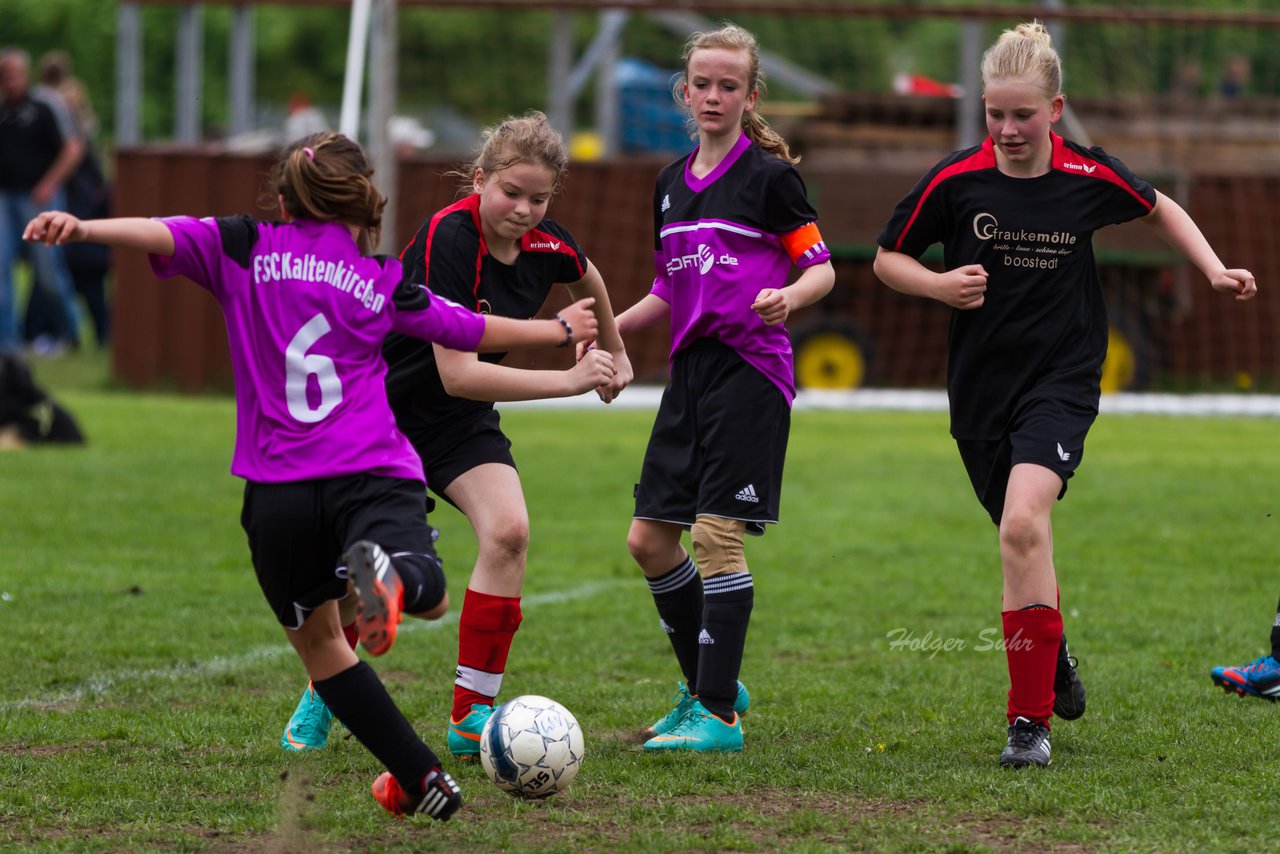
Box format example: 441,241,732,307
479,695,584,799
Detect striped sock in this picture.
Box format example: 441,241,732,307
696,571,754,720
646,556,703,686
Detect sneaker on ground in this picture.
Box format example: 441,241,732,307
371,767,462,820
280,681,333,751
1211,654,1280,700
642,699,743,752
644,680,751,738
348,540,403,656
448,703,495,760
1053,636,1086,721
999,716,1052,768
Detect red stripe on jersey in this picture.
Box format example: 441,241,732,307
893,140,997,251
415,194,486,310
1051,134,1154,211
521,227,585,278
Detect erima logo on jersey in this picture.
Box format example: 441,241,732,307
735,484,760,503
698,629,715,645
528,240,561,251
1057,442,1071,461
667,244,739,276
1062,161,1097,174
661,194,671,212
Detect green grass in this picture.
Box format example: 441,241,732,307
2,358,1278,851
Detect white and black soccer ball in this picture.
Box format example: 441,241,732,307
479,695,584,799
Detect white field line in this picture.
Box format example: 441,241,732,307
3,580,627,712
504,386,1280,417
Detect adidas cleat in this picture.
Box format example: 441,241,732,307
447,703,495,760
372,767,462,820
1053,635,1086,721
643,680,750,738
348,540,404,657
1211,655,1280,700
280,681,333,751
643,699,743,752
999,716,1052,768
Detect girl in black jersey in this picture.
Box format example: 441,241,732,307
608,24,835,752
875,22,1256,768
279,112,631,760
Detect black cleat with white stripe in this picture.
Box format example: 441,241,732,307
999,716,1052,768
372,767,462,820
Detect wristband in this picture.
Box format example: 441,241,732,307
554,314,572,347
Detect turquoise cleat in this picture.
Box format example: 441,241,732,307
281,681,333,752
644,680,750,738
642,699,743,752
447,703,495,760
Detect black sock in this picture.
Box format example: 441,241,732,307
646,556,703,686
390,550,446,614
696,572,753,720
1270,596,1280,661
312,661,438,792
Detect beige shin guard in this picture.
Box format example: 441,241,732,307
691,515,748,578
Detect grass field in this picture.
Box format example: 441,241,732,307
2,355,1278,852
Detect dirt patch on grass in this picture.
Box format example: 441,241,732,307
0,741,108,756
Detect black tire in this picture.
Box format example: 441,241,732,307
791,320,876,390
1101,312,1153,393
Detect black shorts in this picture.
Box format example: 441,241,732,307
634,339,790,534
396,403,516,504
956,396,1096,526
241,474,440,629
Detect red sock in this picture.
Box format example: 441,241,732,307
453,588,522,720
1001,606,1063,725
342,622,359,650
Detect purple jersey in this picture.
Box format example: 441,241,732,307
149,216,485,483
649,134,830,404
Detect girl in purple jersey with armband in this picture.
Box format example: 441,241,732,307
608,24,835,753
23,131,599,819
874,22,1256,769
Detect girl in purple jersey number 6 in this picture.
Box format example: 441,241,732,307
23,131,599,819
607,23,835,753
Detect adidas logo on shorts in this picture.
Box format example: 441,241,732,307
734,484,760,503
698,629,715,645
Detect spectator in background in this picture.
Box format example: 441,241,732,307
25,50,110,348
1169,59,1203,100
284,91,329,144
0,47,82,354
1219,54,1251,99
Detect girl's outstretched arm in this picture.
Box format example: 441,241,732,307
24,212,176,257
478,297,598,352
1143,191,1257,300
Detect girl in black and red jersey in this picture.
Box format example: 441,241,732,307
875,22,1256,768
278,112,631,759
608,23,835,753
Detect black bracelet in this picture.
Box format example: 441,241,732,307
554,314,572,347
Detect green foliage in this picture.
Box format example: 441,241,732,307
1,368,1278,850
